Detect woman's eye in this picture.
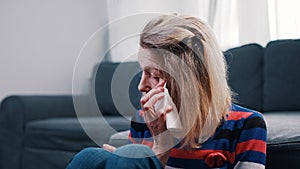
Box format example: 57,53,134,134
148,72,159,80
152,76,160,81
146,72,152,77
143,69,161,81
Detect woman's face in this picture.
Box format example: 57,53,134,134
138,48,164,93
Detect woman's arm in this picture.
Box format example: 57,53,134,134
128,111,173,167
129,85,175,167
146,112,173,167
234,111,267,168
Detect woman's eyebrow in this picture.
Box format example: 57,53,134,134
143,66,157,72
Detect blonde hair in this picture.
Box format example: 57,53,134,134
140,15,231,148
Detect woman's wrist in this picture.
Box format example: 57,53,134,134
151,130,173,167
152,130,173,154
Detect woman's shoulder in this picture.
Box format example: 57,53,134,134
222,104,266,131
228,104,264,121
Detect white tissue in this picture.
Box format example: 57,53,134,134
154,84,182,138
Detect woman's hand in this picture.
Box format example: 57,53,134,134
103,144,116,152
140,86,173,135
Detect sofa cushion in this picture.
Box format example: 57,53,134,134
224,44,264,111
108,130,130,147
24,116,131,152
263,112,300,169
22,147,75,169
95,62,142,116
263,39,300,111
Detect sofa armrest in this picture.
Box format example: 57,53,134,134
108,130,130,147
0,95,77,132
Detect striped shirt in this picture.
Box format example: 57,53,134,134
129,104,267,169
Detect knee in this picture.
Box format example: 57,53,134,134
114,144,155,158
66,147,111,169
105,145,163,169
73,147,104,160
79,147,104,156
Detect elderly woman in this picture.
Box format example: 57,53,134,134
67,14,266,169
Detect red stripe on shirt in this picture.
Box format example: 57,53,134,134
170,148,236,163
227,111,253,121
236,139,266,154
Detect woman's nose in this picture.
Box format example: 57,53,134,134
138,72,150,93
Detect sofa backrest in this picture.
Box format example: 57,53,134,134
225,39,300,112
0,95,76,131
224,44,264,112
94,62,141,116
263,39,300,112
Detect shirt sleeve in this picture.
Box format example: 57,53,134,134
234,112,267,168
128,110,154,147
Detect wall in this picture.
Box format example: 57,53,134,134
106,0,210,62
0,0,108,101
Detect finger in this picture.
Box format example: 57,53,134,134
140,87,164,105
165,105,173,114
103,144,116,152
155,79,166,88
142,92,165,110
147,107,157,117
143,109,157,123
161,105,174,121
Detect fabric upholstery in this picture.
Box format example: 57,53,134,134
25,117,130,151
22,147,74,169
109,130,130,147
0,96,76,132
95,62,141,116
22,117,131,169
264,112,300,169
263,39,300,111
0,95,77,169
224,44,264,112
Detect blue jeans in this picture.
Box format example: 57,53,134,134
66,144,163,169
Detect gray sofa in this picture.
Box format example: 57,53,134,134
0,39,300,169
0,62,141,169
